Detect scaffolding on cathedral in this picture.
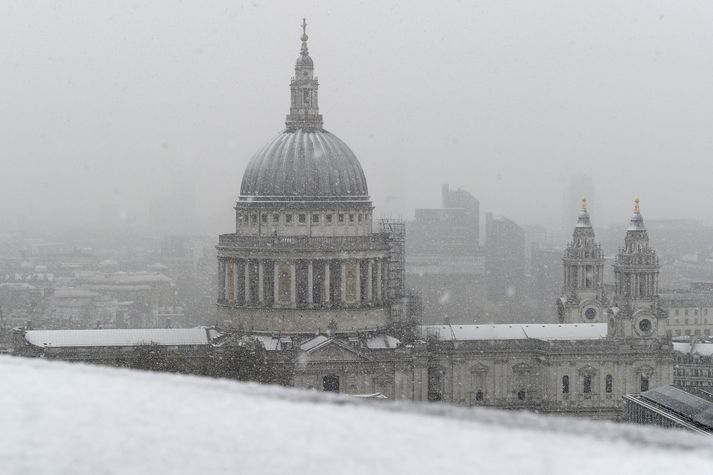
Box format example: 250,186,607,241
378,218,406,320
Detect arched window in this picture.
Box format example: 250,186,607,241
640,375,649,392
517,390,526,401
562,375,569,394
475,391,484,402
583,375,592,394
605,374,613,393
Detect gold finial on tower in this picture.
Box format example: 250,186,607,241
300,18,309,55
634,197,640,213
581,197,588,212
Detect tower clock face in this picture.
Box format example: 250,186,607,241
634,314,656,336
584,308,597,320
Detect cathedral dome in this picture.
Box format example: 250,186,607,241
240,129,369,201
239,20,369,202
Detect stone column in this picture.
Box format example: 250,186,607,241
367,259,374,303
244,260,251,305
232,260,239,304
258,260,265,304
307,260,314,305
340,261,346,304
218,259,226,301
273,261,279,305
376,260,383,302
324,261,330,304
224,260,231,301
290,262,297,309
355,260,361,304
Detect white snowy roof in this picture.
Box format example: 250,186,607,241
300,335,331,352
420,323,608,341
365,334,401,349
25,327,211,348
674,342,713,356
252,335,280,351
1,357,711,474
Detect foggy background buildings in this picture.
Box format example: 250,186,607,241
2,1,713,237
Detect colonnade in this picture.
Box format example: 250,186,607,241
565,263,603,290
615,271,658,299
218,257,386,308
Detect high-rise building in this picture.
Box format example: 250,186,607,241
485,213,526,303
406,184,484,323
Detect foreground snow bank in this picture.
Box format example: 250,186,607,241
0,357,711,475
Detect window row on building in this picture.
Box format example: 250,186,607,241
671,307,712,317
669,328,712,337
237,211,372,227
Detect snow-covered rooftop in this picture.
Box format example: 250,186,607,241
420,323,608,341
1,357,711,474
300,335,330,352
365,334,400,349
24,327,212,348
674,342,713,357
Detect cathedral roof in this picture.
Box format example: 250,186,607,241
239,19,369,202
420,323,608,341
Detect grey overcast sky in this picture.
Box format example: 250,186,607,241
1,1,712,235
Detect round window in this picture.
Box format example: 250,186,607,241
639,319,652,333
584,308,597,320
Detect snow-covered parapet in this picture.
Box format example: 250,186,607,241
0,356,710,474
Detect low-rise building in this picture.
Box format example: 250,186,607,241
660,291,713,338
623,385,713,434
672,340,713,388
13,326,217,369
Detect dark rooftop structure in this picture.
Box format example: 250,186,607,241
623,385,713,435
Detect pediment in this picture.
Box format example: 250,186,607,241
300,339,371,363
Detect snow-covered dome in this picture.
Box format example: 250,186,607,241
239,129,368,201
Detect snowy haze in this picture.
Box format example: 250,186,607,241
2,1,712,235
2,356,712,474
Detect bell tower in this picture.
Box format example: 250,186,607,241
558,198,606,323
609,199,667,338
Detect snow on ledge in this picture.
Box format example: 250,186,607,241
420,323,608,341
0,356,710,474
24,327,212,348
